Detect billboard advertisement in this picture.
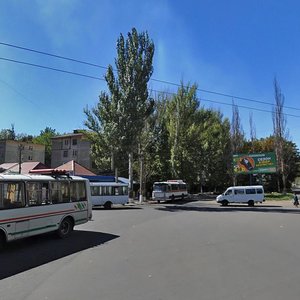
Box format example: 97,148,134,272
233,152,277,174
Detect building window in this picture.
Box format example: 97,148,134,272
72,139,77,146
28,155,33,161
64,139,69,146
63,150,68,158
28,146,33,151
73,150,77,157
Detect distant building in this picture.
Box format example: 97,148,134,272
51,130,92,170
0,140,45,164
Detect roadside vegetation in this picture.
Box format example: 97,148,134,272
265,193,293,201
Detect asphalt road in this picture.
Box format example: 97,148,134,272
1,199,300,300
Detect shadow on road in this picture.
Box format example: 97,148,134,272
92,206,142,211
156,204,300,215
0,230,119,280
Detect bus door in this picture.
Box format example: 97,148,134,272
27,182,55,235
1,181,29,240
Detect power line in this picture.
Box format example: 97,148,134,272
0,42,108,70
0,57,105,81
1,55,300,119
1,41,300,112
151,78,300,111
150,89,300,119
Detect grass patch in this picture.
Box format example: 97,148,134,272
265,193,293,201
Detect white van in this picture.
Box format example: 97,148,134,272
216,185,264,206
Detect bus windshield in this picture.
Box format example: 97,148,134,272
153,183,168,192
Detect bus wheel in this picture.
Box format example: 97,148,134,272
221,200,229,206
0,231,6,251
104,201,112,209
57,217,74,238
248,200,254,207
171,195,175,202
181,194,185,201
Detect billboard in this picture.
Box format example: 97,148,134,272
233,152,277,174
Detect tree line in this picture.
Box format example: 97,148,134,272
84,28,300,197
2,28,299,196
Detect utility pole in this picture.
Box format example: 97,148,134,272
18,144,24,174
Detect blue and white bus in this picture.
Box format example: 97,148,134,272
90,181,129,209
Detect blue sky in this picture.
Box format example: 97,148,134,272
1,0,300,147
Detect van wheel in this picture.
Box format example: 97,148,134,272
248,200,254,207
104,201,112,209
221,200,229,206
57,217,74,238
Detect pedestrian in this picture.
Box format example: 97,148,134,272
293,193,299,208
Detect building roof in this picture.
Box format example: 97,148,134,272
55,160,96,176
0,162,47,174
51,133,84,139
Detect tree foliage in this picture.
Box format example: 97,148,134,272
84,28,154,183
0,124,16,140
33,127,58,166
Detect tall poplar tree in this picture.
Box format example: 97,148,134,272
272,77,288,192
84,28,154,195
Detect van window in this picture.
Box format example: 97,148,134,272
234,189,245,195
246,188,256,194
225,189,232,195
256,188,263,194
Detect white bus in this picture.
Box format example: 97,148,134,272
90,182,129,209
0,172,92,250
152,180,188,203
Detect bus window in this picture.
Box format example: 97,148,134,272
77,181,87,201
90,186,99,196
61,182,70,203
50,182,60,203
27,182,42,206
50,182,70,203
2,182,25,209
171,184,179,191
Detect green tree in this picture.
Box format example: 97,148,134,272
273,77,288,192
84,28,154,194
166,82,200,184
33,127,58,166
139,93,172,196
0,124,16,140
200,109,231,192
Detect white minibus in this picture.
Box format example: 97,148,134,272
90,182,129,209
152,180,188,203
216,185,265,206
0,172,92,250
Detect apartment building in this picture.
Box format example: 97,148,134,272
0,140,45,164
51,130,92,169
